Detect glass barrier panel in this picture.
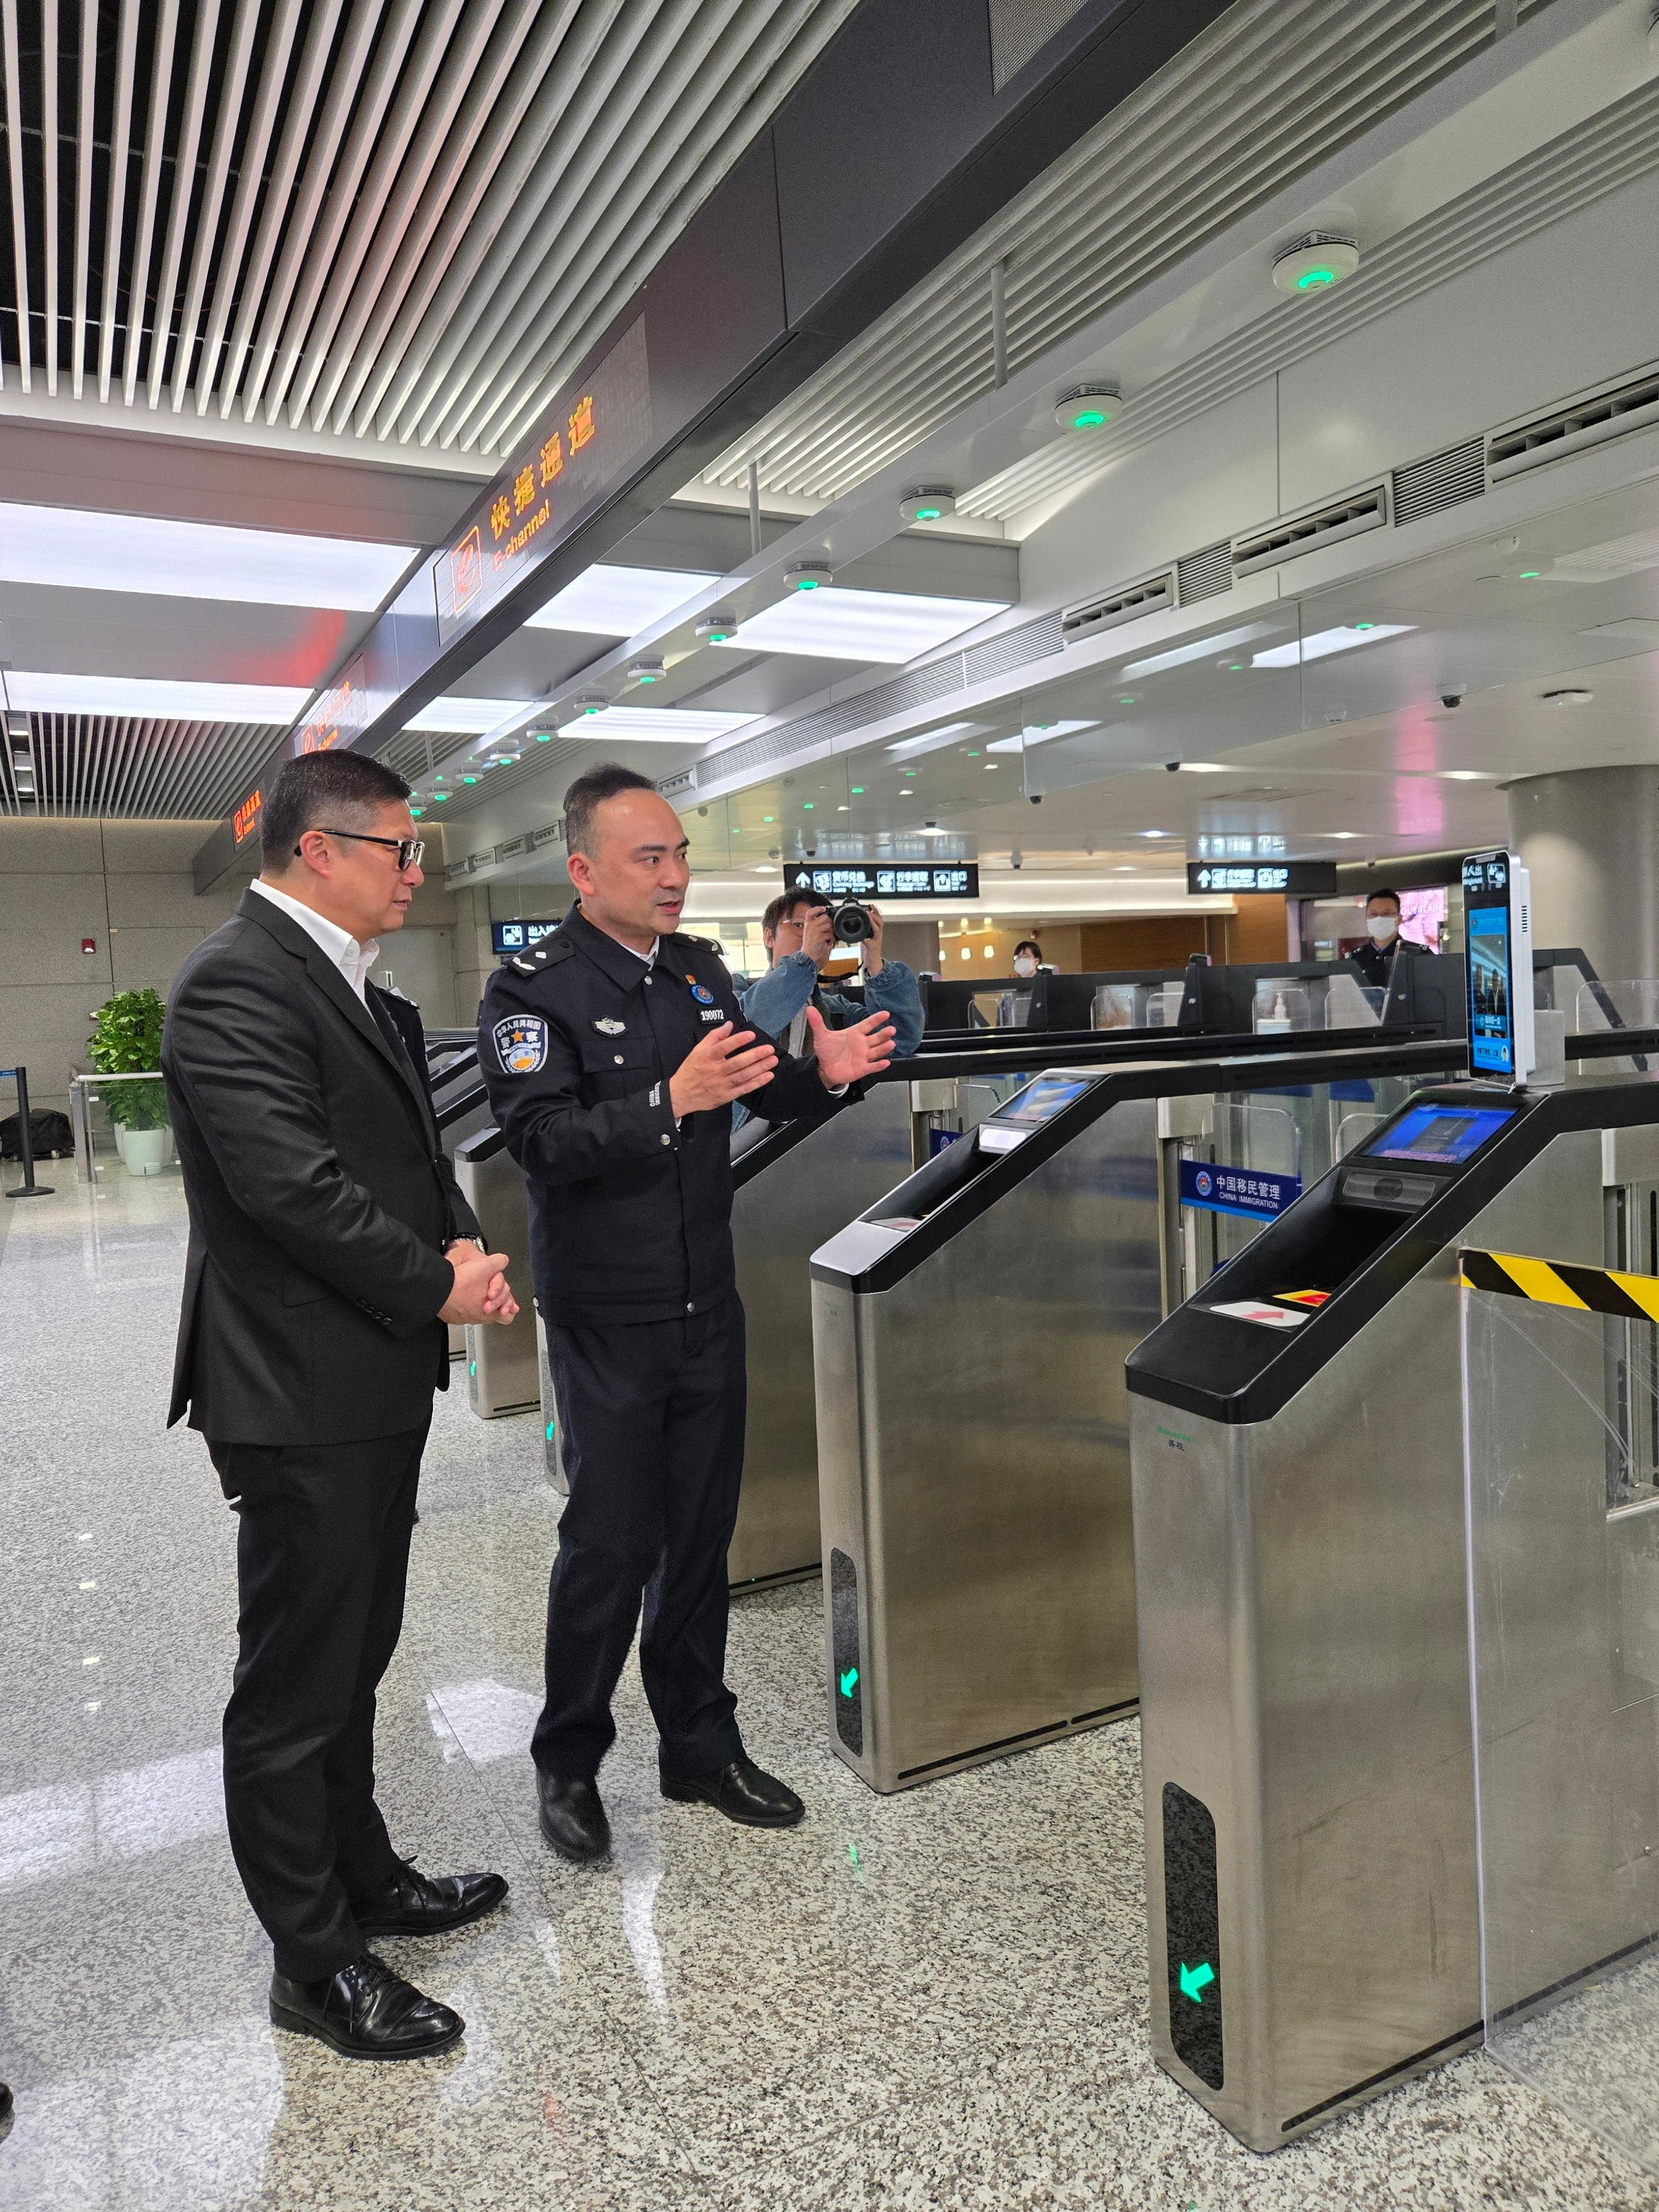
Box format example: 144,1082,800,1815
1464,1285,1659,2172
1253,982,1312,1033
1092,984,1135,1030
1335,1109,1385,1158
1177,1100,1300,1298
1145,983,1185,1029
1574,979,1659,1034
1323,974,1385,1028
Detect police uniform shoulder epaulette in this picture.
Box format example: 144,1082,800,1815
508,936,577,977
676,933,724,958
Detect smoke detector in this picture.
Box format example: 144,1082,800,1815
695,613,738,643
1053,385,1121,432
783,562,832,592
899,488,956,525
1271,233,1360,296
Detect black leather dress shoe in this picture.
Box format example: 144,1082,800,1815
269,1952,463,2060
348,1858,508,1939
538,1771,611,1861
0,2080,13,2128
661,1756,805,1829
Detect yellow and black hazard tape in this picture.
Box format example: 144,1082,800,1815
1460,1248,1659,1322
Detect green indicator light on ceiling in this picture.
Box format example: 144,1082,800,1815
535,731,552,742
902,770,916,778
803,801,814,809
433,792,450,802
1296,268,1338,290
838,1666,859,1697
1072,408,1107,428
850,786,864,795
1353,621,1375,632
1226,662,1243,671
1178,1960,1215,2004
410,806,424,817
914,505,942,521
966,749,979,758
1519,570,1542,580
1119,695,1138,705
461,775,478,785
795,576,820,590
432,773,446,781
763,815,774,823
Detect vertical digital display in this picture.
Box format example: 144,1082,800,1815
830,1548,863,1755
1463,851,1516,1078
1164,1782,1223,2090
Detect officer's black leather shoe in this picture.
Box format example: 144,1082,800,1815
538,1771,612,1861
661,1756,805,1829
0,2080,13,2130
269,1951,463,2060
348,1858,508,1939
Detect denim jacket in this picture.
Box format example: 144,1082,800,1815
733,951,924,1127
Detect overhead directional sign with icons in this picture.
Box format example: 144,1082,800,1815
784,863,979,900
1186,861,1337,896
491,920,562,956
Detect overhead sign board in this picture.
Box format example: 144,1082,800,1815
491,920,562,956
435,320,654,649
1186,862,1337,896
782,863,979,900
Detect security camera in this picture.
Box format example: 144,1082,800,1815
1165,760,1181,773
1440,691,1463,709
1029,792,1043,805
805,846,817,857
1010,849,1023,870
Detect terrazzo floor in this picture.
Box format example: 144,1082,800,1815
1,1157,1654,2209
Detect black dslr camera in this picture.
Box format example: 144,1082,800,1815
830,899,875,945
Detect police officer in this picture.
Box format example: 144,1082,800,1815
479,764,896,1861
1350,886,1424,990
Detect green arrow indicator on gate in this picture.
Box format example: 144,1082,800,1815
838,1667,859,1698
1178,1960,1215,2004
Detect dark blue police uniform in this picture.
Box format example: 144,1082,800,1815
478,904,836,1783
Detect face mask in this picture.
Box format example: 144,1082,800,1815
1013,955,1037,977
1366,916,1397,943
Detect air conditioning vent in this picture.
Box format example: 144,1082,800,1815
1392,439,1485,526
1232,487,1387,577
1488,366,1659,483
657,768,696,798
1176,542,1231,604
494,834,529,862
531,821,565,849
1061,570,1175,645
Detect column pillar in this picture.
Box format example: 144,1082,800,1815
1507,766,1659,985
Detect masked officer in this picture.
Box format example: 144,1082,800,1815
478,764,896,1862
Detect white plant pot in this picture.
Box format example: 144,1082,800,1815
123,1126,168,1177
111,1121,129,1163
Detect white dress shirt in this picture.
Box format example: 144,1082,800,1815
250,878,379,1003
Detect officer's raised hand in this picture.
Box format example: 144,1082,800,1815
670,1022,780,1115
807,1005,896,1087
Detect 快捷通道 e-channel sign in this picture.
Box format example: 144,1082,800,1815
432,319,653,647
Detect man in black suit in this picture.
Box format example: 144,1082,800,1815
163,750,518,2062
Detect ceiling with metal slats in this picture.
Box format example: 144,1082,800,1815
0,713,273,816
696,0,1548,509
0,0,857,458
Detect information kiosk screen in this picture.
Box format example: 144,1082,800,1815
1366,1102,1515,1166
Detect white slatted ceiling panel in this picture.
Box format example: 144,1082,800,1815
699,0,1547,505
961,66,1659,522
1,714,274,815
0,0,857,456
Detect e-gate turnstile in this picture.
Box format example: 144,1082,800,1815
807,1037,1464,1793
1125,1072,1659,2150
453,1124,540,1417
729,1019,1439,1593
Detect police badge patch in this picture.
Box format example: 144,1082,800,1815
493,1014,549,1074
690,982,714,1004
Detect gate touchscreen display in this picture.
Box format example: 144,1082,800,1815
1000,1076,1091,1123
1366,1103,1515,1166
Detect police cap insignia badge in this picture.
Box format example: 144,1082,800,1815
493,1014,548,1074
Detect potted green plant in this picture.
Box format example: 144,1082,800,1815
88,988,170,1176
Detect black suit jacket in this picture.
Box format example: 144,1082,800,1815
161,889,483,1445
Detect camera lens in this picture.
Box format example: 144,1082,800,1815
832,901,874,943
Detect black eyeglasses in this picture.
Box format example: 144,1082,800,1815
299,827,425,871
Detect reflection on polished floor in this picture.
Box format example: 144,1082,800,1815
4,1162,1657,2211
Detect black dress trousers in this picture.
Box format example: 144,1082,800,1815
208,1420,429,1981
533,1294,747,1783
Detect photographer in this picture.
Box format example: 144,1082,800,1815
737,891,924,1127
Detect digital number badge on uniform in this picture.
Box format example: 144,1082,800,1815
493,1015,549,1074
